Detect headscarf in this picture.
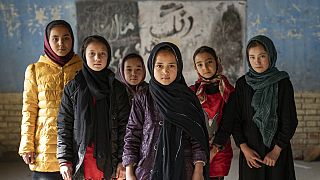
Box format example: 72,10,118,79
44,20,74,66
193,46,234,134
245,35,289,147
118,53,147,94
148,42,209,180
192,46,233,105
78,35,114,178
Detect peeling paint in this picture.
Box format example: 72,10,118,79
50,6,62,20
287,29,302,39
292,3,301,12
313,32,320,39
0,2,21,37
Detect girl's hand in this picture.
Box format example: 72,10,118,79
60,163,73,180
192,162,204,180
125,164,137,180
22,152,35,164
263,145,282,167
240,143,263,168
209,145,219,162
116,163,126,179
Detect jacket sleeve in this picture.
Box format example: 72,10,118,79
232,80,247,147
115,83,130,162
19,64,38,155
57,83,75,163
122,93,144,167
273,78,298,149
213,92,236,146
190,135,207,164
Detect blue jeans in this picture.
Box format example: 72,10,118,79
32,171,63,180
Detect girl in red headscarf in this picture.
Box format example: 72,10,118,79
190,46,234,180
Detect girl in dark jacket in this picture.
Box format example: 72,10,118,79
57,35,130,180
118,53,148,104
122,42,210,180
232,35,298,180
190,46,234,180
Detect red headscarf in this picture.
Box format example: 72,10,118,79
44,20,74,66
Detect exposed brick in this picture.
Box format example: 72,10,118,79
0,122,7,128
301,93,320,98
306,121,318,127
302,103,320,109
295,127,303,133
294,98,303,103
306,109,317,115
304,115,320,121
4,104,22,110
294,93,302,98
297,121,305,127
8,110,22,116
307,133,319,139
5,116,21,123
8,133,20,140
307,139,319,144
0,104,3,109
293,133,307,139
0,110,8,116
304,127,320,133
295,103,302,109
304,98,316,103
291,138,306,145
296,109,305,115
297,115,304,121
316,98,320,103
0,134,6,140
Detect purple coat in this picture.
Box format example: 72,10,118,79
122,86,207,180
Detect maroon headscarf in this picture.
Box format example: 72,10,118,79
44,20,74,66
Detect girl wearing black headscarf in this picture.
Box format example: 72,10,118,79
232,35,298,180
123,42,209,180
57,35,130,180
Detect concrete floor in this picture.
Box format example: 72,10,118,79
0,150,319,179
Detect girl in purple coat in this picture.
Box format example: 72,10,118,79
122,42,209,180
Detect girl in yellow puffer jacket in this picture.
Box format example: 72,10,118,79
18,20,82,180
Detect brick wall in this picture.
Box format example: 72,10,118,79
0,92,319,160
292,92,320,159
0,93,22,154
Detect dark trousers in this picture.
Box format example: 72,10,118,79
32,171,63,180
210,177,225,180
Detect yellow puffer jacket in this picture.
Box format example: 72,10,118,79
19,54,82,172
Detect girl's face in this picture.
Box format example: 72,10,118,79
248,44,269,73
154,50,177,85
124,57,144,86
85,41,108,71
49,26,72,56
194,52,217,79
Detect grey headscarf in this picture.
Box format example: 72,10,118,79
245,35,289,147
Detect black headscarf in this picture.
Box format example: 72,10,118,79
148,42,209,180
79,35,113,178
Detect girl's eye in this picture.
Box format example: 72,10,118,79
169,65,176,68
52,38,59,42
89,52,95,56
100,52,107,56
64,37,70,41
156,65,162,68
197,64,202,67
